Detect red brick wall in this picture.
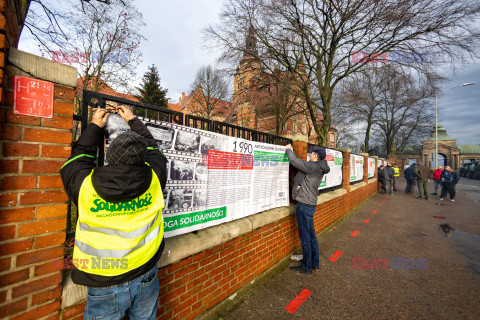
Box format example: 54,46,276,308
0,64,74,320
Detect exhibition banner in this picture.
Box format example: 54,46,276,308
105,115,290,237
318,149,343,190
368,157,376,178
350,154,364,182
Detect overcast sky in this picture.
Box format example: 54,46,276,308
18,0,479,146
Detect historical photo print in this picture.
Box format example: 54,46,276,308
195,163,207,181
170,160,195,181
146,123,175,150
193,190,207,208
166,189,193,211
200,136,223,155
174,130,200,153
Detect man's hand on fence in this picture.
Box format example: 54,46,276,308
117,105,135,122
285,144,293,151
92,108,109,128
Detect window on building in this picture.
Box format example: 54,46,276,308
292,122,297,132
302,123,307,134
329,133,335,143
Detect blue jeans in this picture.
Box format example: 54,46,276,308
296,202,319,271
84,264,159,320
434,180,440,193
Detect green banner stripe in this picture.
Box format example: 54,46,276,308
164,206,227,232
254,151,288,162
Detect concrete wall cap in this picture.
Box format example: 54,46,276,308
337,148,351,153
8,48,77,88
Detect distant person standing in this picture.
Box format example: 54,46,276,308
285,144,330,275
432,165,443,195
385,162,395,195
451,167,461,198
393,163,400,191
404,163,416,194
378,165,387,194
414,162,432,200
440,165,455,201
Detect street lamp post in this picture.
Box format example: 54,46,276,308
435,82,475,169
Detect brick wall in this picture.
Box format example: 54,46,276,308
0,47,77,319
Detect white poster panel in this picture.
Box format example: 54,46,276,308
139,118,289,237
368,157,376,178
318,148,343,190
350,154,364,182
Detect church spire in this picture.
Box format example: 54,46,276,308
241,24,258,64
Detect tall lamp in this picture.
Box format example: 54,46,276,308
435,82,475,168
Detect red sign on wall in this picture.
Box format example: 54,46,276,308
14,75,54,118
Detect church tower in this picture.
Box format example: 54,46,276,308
233,25,261,127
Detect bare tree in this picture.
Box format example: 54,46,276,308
206,0,480,145
374,67,436,158
189,65,230,120
25,0,144,94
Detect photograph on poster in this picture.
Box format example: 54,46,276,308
105,113,130,141
170,160,195,180
193,190,207,208
146,123,175,150
175,130,200,153
166,189,193,211
200,136,223,154
195,163,208,181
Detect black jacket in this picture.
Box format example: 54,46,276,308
60,118,167,287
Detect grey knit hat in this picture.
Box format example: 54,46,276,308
106,131,147,167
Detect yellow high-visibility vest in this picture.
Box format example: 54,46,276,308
73,169,164,276
394,167,400,177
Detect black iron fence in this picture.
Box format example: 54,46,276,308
80,90,292,147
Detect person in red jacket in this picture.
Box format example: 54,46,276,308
432,165,443,195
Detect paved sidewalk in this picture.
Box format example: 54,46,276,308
208,179,480,320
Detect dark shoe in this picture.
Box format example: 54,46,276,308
312,266,320,272
290,266,312,275
431,193,437,195
416,196,423,199
425,198,429,200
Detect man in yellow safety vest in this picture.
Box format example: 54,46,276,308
60,106,167,320
393,163,400,191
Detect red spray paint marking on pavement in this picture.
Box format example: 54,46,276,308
378,204,382,207
433,216,445,219
329,251,343,262
383,199,386,201
372,210,377,214
350,230,360,237
363,219,370,223
285,289,313,314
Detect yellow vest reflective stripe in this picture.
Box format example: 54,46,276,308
73,169,164,276
394,167,400,177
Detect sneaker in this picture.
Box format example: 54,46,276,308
290,265,312,275
425,198,429,200
416,196,423,199
451,199,455,202
431,193,437,195
312,266,320,272
440,198,444,201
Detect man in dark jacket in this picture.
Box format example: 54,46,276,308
440,165,455,201
285,144,330,275
60,106,167,320
414,161,432,200
385,162,395,195
378,165,387,194
404,163,416,194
